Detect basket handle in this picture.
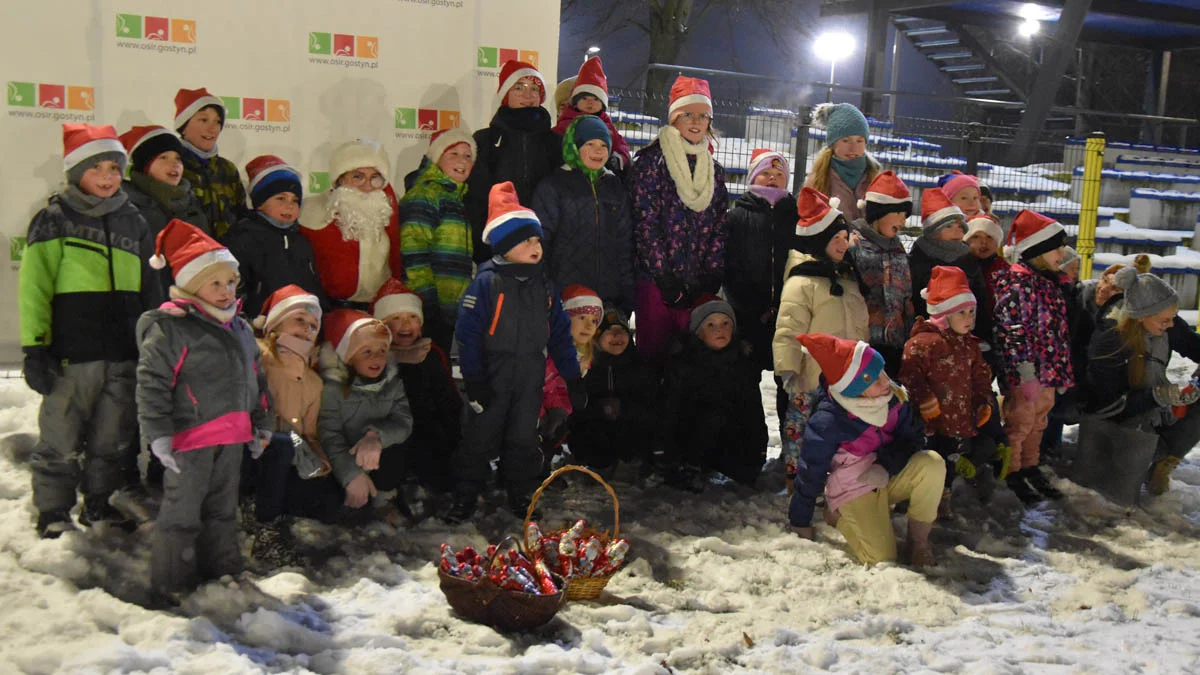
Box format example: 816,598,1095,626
524,464,620,550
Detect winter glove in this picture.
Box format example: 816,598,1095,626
464,380,492,413
918,396,942,422
1016,362,1039,402
251,429,272,460
567,378,588,413
599,397,621,421
22,347,61,396
858,464,890,490
539,407,570,446
655,275,688,309
150,437,180,475
976,403,992,428
955,435,998,479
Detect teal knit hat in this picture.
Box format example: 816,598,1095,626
814,103,870,147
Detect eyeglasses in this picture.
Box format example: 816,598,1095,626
510,82,542,95
677,112,712,123
343,171,386,189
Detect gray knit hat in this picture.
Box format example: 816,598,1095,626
1114,266,1178,319
690,296,736,335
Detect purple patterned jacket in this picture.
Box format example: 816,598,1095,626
992,263,1075,390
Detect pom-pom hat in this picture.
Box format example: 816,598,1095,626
812,103,870,147
921,266,976,319
372,277,423,324
481,181,544,256
1112,267,1178,319
795,186,843,238
797,333,886,398
254,284,322,334
148,218,238,289
174,87,225,130
497,60,547,108
668,76,712,123
859,170,912,223
1007,209,1066,262
920,187,964,234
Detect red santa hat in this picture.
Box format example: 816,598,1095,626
921,265,976,319
372,277,423,324
425,127,477,164
964,214,1004,248
668,76,712,123
858,170,912,210
324,309,391,364
482,181,544,256
561,284,602,319
329,138,390,187
748,149,789,184
254,284,322,334
173,87,225,130
118,125,183,175
1007,209,1066,262
795,186,843,238
496,60,547,108
796,333,886,398
920,187,964,235
571,57,609,109
148,218,239,291
63,123,127,176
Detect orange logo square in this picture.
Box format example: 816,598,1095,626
439,110,460,130
356,36,378,59
519,50,539,68
67,86,94,111
171,19,196,43
266,99,290,122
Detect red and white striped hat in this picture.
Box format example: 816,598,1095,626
797,333,886,398
795,186,843,238
254,284,322,334
148,218,238,290
372,277,423,324
921,265,976,319
920,187,964,234
497,60,547,108
572,57,609,108
174,87,224,130
1008,209,1066,262
562,284,602,319
63,123,127,175
324,309,391,364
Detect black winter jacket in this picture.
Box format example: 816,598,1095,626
221,212,329,317
399,344,462,453
909,245,993,346
723,191,797,318
575,345,657,426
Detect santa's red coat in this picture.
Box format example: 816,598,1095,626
300,184,403,303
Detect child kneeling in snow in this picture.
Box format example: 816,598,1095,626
791,333,945,566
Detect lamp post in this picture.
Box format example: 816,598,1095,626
585,45,600,62
813,31,856,103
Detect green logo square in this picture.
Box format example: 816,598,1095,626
116,13,141,38
308,32,331,55
7,81,34,107
394,107,415,129
10,236,26,262
476,46,497,68
308,172,330,194
220,96,241,119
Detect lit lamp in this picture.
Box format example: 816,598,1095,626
585,45,600,62
813,31,856,103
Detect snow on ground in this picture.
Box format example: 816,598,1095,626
1,367,1200,674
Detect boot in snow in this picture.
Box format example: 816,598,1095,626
937,488,954,520
1022,466,1063,500
36,510,76,539
107,487,154,526
971,466,997,503
79,497,137,531
442,491,479,524
1148,456,1182,496
250,517,306,569
906,519,935,568
1005,472,1042,506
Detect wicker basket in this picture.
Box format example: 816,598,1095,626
524,464,622,601
438,537,568,632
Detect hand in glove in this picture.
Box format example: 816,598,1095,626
918,396,942,422
567,378,588,413
151,437,180,475
251,429,273,459
976,403,993,427
655,275,688,309
464,380,492,414
600,397,621,421
22,347,61,396
539,407,570,446
351,430,383,472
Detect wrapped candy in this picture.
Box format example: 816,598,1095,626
534,559,559,594
594,539,629,576
577,537,603,576
525,521,544,552
540,535,561,571
440,543,457,572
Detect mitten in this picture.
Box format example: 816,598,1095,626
976,403,992,427
919,396,942,421
567,378,588,413
151,437,180,474
22,347,61,396
655,275,688,309
465,380,492,413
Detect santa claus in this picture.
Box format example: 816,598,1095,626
300,139,402,307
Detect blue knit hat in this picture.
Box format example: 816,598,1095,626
572,115,611,149
246,155,302,209
482,181,544,256
814,103,870,147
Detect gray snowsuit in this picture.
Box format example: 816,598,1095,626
318,359,414,492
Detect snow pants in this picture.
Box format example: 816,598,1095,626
31,360,137,514
834,450,946,564
455,371,544,499
635,277,692,366
1001,385,1056,473
152,443,243,594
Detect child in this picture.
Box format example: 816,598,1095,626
466,60,562,263
900,266,999,510
963,213,1008,315
533,115,635,313
372,278,461,499
978,182,994,215
774,188,868,492
398,128,477,352
663,296,768,489
938,171,982,219
173,88,247,238
551,57,632,171
317,309,414,521
119,125,210,243
630,75,729,364
449,182,584,522
910,188,992,348
789,334,944,567
992,209,1074,504
21,124,157,537
849,170,914,376
223,155,327,317
805,103,879,222
539,285,603,455
136,219,270,596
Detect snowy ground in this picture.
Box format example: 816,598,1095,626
1,364,1200,675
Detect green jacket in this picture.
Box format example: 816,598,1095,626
181,150,246,239
318,360,413,487
398,161,472,324
19,193,156,363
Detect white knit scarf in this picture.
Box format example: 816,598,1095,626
831,383,904,427
658,126,715,212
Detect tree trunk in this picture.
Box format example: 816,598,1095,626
644,0,694,120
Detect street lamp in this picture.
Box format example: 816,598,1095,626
584,45,600,62
813,31,856,103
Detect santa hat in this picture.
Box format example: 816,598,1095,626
246,155,302,209
748,149,789,185
938,170,980,202
329,138,390,187
482,181,543,256
63,123,127,179
497,60,547,108
797,333,886,398
858,170,913,223
372,277,423,324
795,187,845,238
254,284,322,334
1007,209,1066,262
963,214,1003,248
690,294,736,335
425,127,476,164
324,309,391,364
920,187,964,235
148,218,238,291
571,57,609,109
119,125,183,175
668,76,713,123
921,266,976,319
174,87,225,130
562,284,602,319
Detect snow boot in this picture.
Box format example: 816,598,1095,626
1005,472,1043,506
937,488,954,520
108,486,155,526
79,496,137,531
36,510,76,539
250,517,306,569
442,491,479,524
906,519,935,568
1022,466,1063,501
971,466,997,503
1147,456,1182,496
665,464,707,494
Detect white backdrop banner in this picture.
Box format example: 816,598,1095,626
0,0,560,362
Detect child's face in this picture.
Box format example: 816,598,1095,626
259,192,300,223
1033,247,1065,271
1140,305,1178,337
385,312,422,348
180,107,223,152
579,139,610,171
78,160,123,199
934,219,966,241
194,266,239,310
672,104,711,145
351,343,389,379
825,229,850,262
946,306,976,335
570,313,599,345
146,151,184,186
504,236,542,264
979,192,992,213
753,167,787,188
1062,258,1081,281
597,325,629,355
952,187,981,218
861,372,892,398
575,94,603,114
280,311,319,342
507,77,542,109
832,135,867,161
437,143,474,183
873,211,906,238
966,232,997,259
337,167,385,193
698,313,733,350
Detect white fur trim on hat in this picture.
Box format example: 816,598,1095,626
175,94,224,130
1013,219,1065,258
923,205,962,230
336,317,382,362
864,190,911,205
496,67,547,108
796,196,842,238
964,216,1003,247
247,162,300,195
425,128,477,164
571,83,608,107
261,293,321,334
563,295,603,314
374,292,423,323
63,138,126,173
329,139,390,187
832,340,869,395
668,93,713,119
174,248,238,290
922,290,976,317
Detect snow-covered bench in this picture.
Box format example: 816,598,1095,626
1069,167,1200,207
1128,189,1200,230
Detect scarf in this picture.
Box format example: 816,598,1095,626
788,257,858,297
493,105,551,133
657,126,715,212
748,184,789,206
562,123,606,184
60,184,129,217
391,337,433,365
855,219,903,252
169,286,239,325
257,211,297,231
832,386,893,427
180,138,218,160
129,171,194,214
915,235,969,263
832,155,867,190
276,333,315,360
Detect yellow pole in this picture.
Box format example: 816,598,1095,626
1076,132,1105,282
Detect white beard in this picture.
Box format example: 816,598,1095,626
327,186,392,243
